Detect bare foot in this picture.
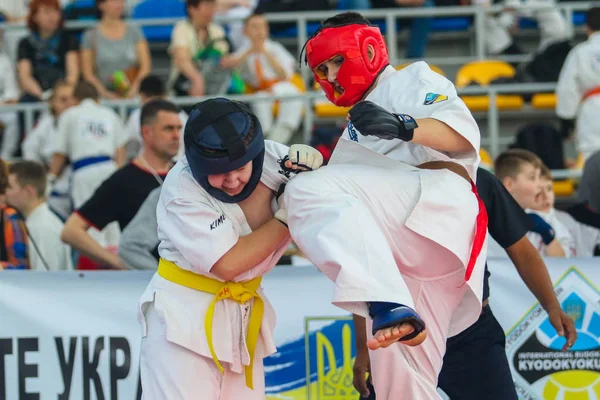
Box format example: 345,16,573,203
366,323,427,350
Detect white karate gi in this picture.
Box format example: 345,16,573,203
283,62,488,399
556,32,600,161
22,112,72,220
139,140,292,400
54,98,125,248
235,40,303,143
477,0,568,55
0,53,20,159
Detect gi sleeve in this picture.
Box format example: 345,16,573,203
391,62,481,162
555,47,582,120
160,196,240,275
260,139,291,191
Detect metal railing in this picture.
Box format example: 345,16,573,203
0,81,582,179
0,2,589,179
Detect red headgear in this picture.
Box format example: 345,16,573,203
305,24,389,107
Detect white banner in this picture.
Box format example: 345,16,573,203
0,259,598,400
487,258,600,400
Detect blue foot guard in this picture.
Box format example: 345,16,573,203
368,302,426,341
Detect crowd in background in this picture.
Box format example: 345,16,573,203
0,0,597,272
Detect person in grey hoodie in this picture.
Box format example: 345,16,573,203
118,187,161,270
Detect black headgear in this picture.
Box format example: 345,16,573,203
184,98,265,203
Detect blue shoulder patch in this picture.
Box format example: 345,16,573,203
423,92,448,106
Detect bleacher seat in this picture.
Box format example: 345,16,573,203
396,62,445,76
553,153,584,197
64,0,97,21
531,93,557,109
455,60,524,112
479,148,493,169
131,0,186,42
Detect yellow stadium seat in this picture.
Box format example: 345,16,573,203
455,61,524,112
396,62,446,77
552,153,583,197
531,93,557,109
553,180,575,197
313,81,350,118
479,148,493,169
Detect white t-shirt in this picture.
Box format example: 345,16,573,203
555,208,600,257
53,99,127,163
526,209,576,257
341,62,481,181
140,140,292,371
125,107,188,160
26,202,73,271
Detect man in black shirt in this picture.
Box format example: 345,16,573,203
61,99,182,269
352,168,577,399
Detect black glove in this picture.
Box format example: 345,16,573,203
527,213,556,245
348,101,418,142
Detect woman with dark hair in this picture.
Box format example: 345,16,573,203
81,0,151,99
17,0,80,102
0,158,29,270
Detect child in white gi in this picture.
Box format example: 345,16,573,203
532,164,600,257
556,7,600,162
138,98,322,399
224,12,303,144
277,11,489,400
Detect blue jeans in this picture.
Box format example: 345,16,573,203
339,0,433,59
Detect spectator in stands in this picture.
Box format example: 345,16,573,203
556,7,600,163
224,12,302,144
118,186,160,269
125,75,188,160
21,80,75,220
61,99,181,270
494,149,565,257
215,0,255,50
531,164,600,257
168,0,234,97
527,164,575,257
6,161,73,270
17,0,79,103
578,150,600,212
0,0,28,22
345,0,432,59
0,0,30,63
475,0,568,56
0,50,20,159
0,158,29,270
49,81,126,263
81,0,151,99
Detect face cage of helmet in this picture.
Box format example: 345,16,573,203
206,161,254,197
313,45,377,100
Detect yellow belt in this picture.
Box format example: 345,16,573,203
157,258,264,389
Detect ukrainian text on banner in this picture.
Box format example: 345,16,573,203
487,258,600,400
0,259,598,399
